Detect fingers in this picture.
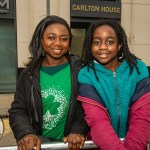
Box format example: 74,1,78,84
35,137,41,150
76,137,82,149
80,136,85,149
65,134,85,150
76,135,85,149
63,137,68,143
17,134,41,150
68,139,79,150
18,139,28,150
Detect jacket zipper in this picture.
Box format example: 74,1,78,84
31,85,39,122
113,71,120,134
28,72,39,123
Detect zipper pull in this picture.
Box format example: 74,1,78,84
113,71,116,77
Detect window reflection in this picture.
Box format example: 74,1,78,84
71,29,85,56
0,19,17,93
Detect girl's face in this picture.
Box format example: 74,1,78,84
42,23,69,62
91,25,122,71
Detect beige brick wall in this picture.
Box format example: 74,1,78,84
16,0,47,68
121,0,150,66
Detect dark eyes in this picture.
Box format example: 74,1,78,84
48,36,68,42
48,36,55,40
92,40,114,46
93,41,100,45
61,37,68,41
107,41,114,45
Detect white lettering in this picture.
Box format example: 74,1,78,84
0,0,9,9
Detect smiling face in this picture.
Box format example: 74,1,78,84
42,23,70,66
91,25,122,71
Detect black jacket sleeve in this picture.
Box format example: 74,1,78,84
70,100,89,136
8,70,35,141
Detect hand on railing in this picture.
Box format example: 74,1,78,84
0,140,97,150
63,134,85,149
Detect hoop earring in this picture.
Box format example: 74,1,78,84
118,52,124,60
117,51,124,62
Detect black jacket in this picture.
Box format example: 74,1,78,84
9,55,88,141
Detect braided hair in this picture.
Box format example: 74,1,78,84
82,19,140,75
27,15,72,72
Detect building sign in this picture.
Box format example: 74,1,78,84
0,0,15,18
71,0,121,19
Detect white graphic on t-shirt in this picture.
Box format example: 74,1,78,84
42,85,69,130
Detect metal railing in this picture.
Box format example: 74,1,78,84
0,139,149,150
0,140,97,150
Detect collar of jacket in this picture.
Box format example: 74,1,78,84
26,54,80,94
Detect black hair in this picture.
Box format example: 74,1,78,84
82,19,140,76
27,15,72,71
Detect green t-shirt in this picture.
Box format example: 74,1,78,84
40,62,71,140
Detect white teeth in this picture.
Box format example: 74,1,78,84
100,54,107,58
54,50,61,51
53,49,62,55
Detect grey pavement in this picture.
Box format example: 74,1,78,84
0,131,16,146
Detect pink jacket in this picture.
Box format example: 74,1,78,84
78,92,150,150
